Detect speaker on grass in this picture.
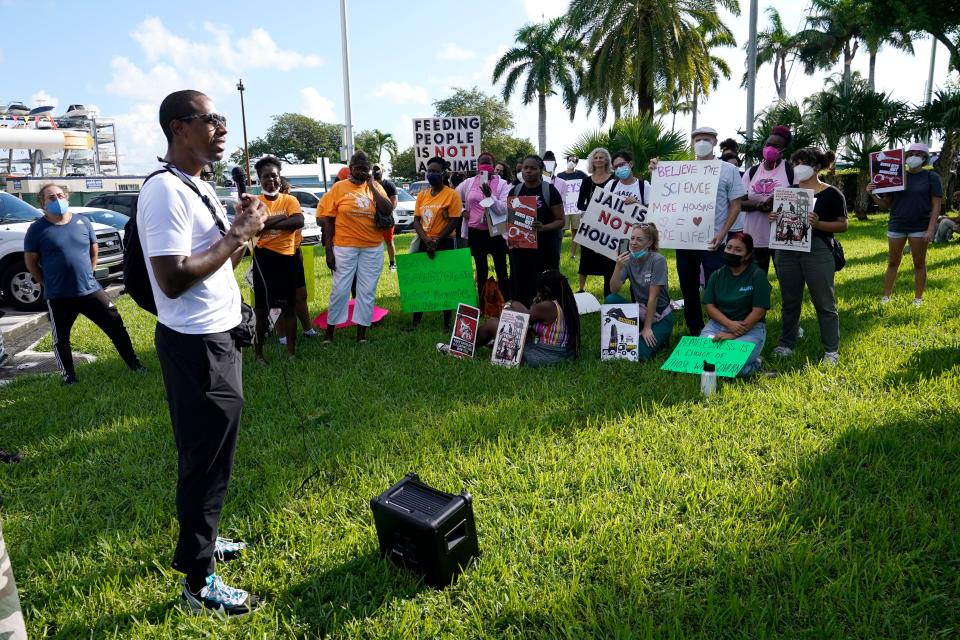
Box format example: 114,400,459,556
370,472,479,587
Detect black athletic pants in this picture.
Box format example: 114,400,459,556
47,288,138,381
155,323,244,582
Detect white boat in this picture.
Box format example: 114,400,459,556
27,105,55,117
6,101,29,116
63,104,91,119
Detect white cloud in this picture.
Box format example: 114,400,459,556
113,102,167,174
439,43,476,62
524,0,569,21
300,88,337,122
29,90,58,109
372,81,429,105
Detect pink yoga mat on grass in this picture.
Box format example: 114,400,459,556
313,299,390,329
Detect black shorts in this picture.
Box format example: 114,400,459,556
252,247,297,311
293,248,306,289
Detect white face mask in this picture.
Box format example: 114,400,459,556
905,156,924,170
793,165,815,182
567,160,576,171
693,140,714,159
544,160,556,173
516,172,523,182
261,188,280,197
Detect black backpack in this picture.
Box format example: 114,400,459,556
123,166,227,315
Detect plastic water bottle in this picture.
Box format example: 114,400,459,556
700,361,717,397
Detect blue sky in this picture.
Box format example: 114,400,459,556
1,0,953,174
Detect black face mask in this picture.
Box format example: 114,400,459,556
723,252,744,268
372,170,382,181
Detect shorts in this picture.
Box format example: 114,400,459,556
522,338,574,368
293,248,306,289
383,226,395,243
252,247,297,312
887,230,927,239
566,213,582,232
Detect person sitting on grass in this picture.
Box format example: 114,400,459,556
605,223,674,359
933,192,960,243
700,232,771,377
441,269,580,367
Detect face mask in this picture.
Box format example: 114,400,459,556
614,165,632,180
631,249,647,260
427,173,444,187
516,172,523,182
261,188,280,197
693,140,714,158
567,160,576,172
478,164,494,177
372,170,382,181
723,252,744,268
45,198,69,216
905,156,924,170
352,170,369,182
544,160,556,173
762,145,781,162
793,165,815,182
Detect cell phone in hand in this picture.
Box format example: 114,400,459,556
618,238,630,255
479,171,489,185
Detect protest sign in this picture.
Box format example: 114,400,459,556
506,196,538,249
301,244,316,301
448,304,481,358
413,116,481,173
396,248,476,312
870,148,905,194
491,310,529,367
600,303,640,361
575,185,648,259
769,187,814,253
660,336,755,378
647,160,722,250
563,179,582,215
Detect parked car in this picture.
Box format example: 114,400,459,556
407,181,429,196
0,192,124,310
73,207,130,238
393,187,416,232
84,192,139,217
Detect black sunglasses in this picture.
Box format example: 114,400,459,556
178,113,227,129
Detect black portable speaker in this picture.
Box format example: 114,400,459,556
370,472,479,587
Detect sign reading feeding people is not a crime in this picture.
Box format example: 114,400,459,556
413,117,481,174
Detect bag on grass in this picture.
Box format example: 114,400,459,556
481,277,505,317
830,237,846,271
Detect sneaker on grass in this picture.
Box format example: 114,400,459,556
180,574,261,617
772,346,793,358
214,536,246,563
436,343,451,355
302,328,318,338
822,351,839,366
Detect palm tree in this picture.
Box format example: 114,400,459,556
911,88,960,209
370,129,398,164
689,23,734,132
566,0,739,120
745,7,803,101
796,0,865,89
860,25,914,91
209,161,227,186
738,101,818,162
492,17,582,155
566,114,688,179
657,87,694,132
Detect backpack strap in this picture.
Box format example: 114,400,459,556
784,161,794,186
541,180,550,206
748,164,759,180
147,164,227,236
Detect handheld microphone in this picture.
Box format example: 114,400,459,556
231,167,257,251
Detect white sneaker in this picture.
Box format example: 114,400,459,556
278,337,287,346
302,328,318,338
772,346,793,358
822,351,839,366
797,326,805,339
436,343,450,355
880,296,891,305
912,298,923,308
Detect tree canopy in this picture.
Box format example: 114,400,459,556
231,113,343,165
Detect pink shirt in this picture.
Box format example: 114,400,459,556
457,175,510,235
742,161,791,248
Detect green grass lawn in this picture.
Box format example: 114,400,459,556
2,214,958,639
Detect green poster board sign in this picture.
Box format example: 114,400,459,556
396,248,476,312
660,336,755,378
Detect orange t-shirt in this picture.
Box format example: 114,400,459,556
415,186,463,238
256,193,301,256
319,180,388,248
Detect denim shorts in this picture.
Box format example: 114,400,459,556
887,230,927,239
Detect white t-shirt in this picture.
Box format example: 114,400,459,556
138,165,241,334
610,179,651,206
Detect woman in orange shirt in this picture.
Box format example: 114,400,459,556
318,151,394,344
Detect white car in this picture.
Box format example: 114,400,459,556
393,187,416,232
0,193,124,310
292,185,415,233
221,193,322,246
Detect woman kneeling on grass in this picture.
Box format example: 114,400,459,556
605,223,674,359
443,270,580,367
700,232,771,376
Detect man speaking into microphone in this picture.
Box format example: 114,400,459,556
138,90,266,616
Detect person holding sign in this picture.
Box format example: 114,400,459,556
770,148,848,365
741,125,794,273
868,142,943,307
411,157,464,330
576,147,616,294
606,223,674,359
461,269,580,367
557,154,589,260
509,155,565,306
458,151,511,301
318,150,394,344
700,232,771,376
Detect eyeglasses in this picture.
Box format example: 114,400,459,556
178,113,227,129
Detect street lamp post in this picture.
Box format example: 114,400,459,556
745,0,759,143
339,0,354,162
237,79,251,183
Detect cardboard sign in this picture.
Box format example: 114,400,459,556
870,148,905,194
647,160,722,250
491,309,529,367
506,196,538,249
396,248,476,312
563,179,582,215
660,336,755,378
574,291,601,315
600,303,640,361
413,116,481,174
575,185,648,259
448,304,481,358
769,187,814,253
